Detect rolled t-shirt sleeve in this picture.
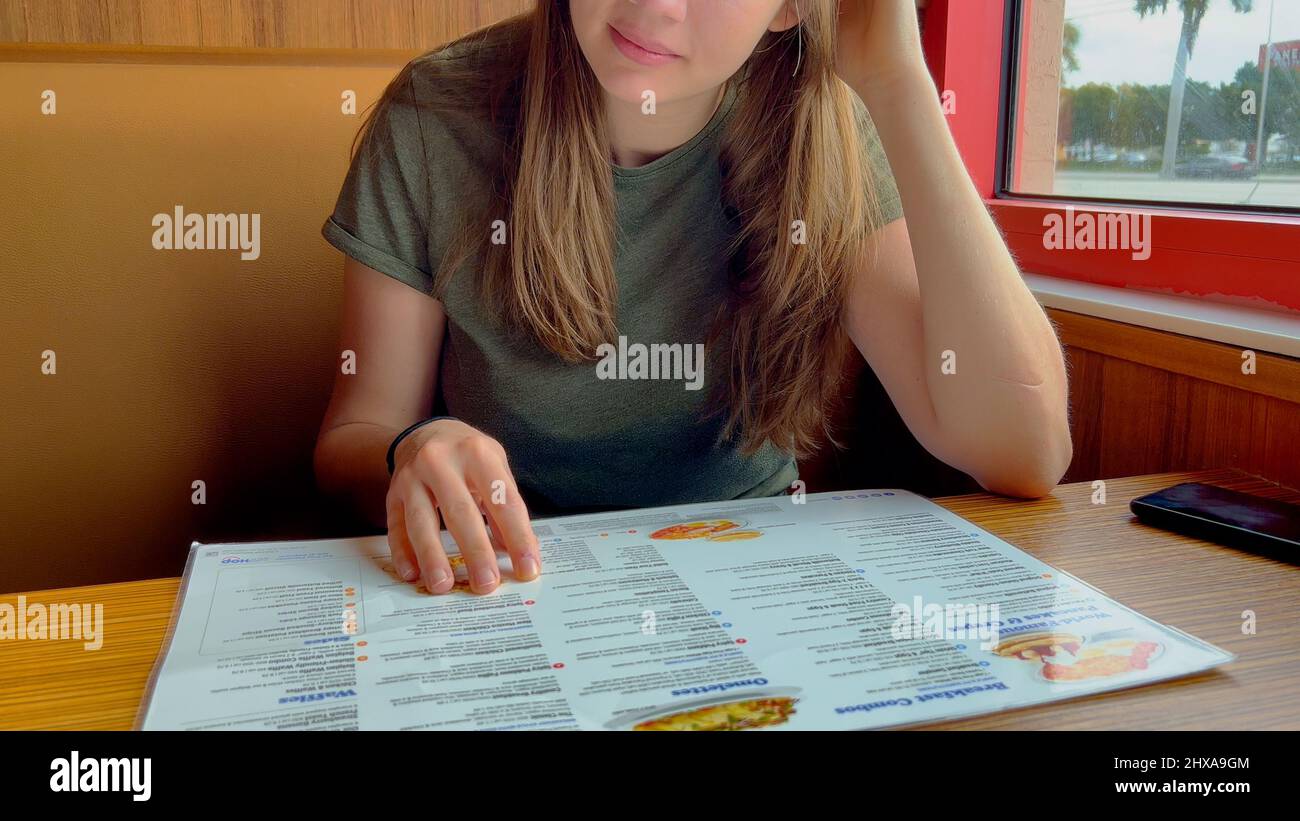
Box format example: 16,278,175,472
851,94,904,229
322,71,434,294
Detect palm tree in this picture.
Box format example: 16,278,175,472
1062,20,1081,76
1134,0,1253,178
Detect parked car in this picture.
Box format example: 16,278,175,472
1174,155,1257,179
1121,151,1149,167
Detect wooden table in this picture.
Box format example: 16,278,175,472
3,469,1298,730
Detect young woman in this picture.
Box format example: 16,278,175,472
315,0,1072,596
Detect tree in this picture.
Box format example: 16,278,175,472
1112,83,1167,150
1134,0,1254,177
1234,60,1300,163
1072,83,1119,157
1176,79,1221,147
1062,20,1081,76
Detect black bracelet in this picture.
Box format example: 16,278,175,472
386,416,456,475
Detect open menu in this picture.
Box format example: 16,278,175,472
139,489,1232,731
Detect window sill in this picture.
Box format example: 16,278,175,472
1025,273,1300,360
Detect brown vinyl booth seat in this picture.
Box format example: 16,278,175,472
1,47,973,593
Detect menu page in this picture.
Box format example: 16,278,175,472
139,489,1231,731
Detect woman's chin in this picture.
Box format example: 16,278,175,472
590,75,654,105
587,64,688,107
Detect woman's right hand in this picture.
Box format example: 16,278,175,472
386,419,540,594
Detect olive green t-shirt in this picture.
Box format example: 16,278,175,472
322,48,903,514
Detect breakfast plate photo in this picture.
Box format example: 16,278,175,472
603,686,803,731
649,519,764,542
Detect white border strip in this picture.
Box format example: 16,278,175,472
1026,273,1300,359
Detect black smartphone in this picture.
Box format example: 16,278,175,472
1130,482,1300,563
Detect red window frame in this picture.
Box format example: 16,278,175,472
920,0,1300,312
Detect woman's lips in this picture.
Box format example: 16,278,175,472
608,24,681,66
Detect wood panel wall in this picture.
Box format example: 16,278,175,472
0,0,532,49
1050,308,1300,492
804,308,1300,497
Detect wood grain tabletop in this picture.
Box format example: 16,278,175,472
2,469,1298,731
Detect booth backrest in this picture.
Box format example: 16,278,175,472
2,50,414,591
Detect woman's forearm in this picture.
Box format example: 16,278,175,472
853,69,1072,496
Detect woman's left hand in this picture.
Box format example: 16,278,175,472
834,0,930,96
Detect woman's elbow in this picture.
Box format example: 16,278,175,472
975,427,1073,500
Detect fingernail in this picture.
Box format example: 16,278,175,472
431,566,452,589
472,567,499,591
399,564,418,581
518,554,539,580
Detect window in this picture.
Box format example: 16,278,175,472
921,0,1300,315
1010,0,1300,212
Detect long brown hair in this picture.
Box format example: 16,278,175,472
355,0,879,457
